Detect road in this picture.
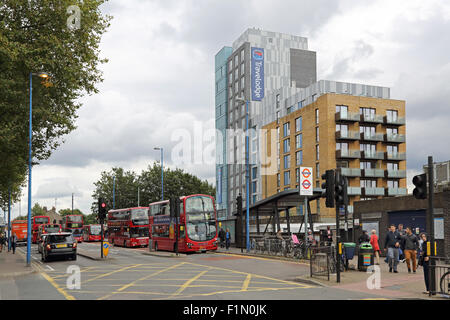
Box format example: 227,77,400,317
3,243,387,300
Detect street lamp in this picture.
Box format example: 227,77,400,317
27,71,50,266
236,96,250,252
154,147,164,201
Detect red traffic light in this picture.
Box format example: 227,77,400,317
101,203,106,208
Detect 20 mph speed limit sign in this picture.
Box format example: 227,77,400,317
300,167,313,196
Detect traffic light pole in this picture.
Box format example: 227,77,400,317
100,221,104,259
427,156,435,295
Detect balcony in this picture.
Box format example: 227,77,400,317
360,113,384,124
384,116,405,126
385,152,406,161
336,149,361,159
335,111,360,122
361,132,384,142
362,151,385,160
340,168,362,177
362,187,385,197
336,130,360,140
386,188,408,196
385,133,406,143
386,170,407,179
347,187,362,196
362,168,385,178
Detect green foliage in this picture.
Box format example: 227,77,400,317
31,202,46,216
58,208,83,217
91,163,216,212
0,0,111,205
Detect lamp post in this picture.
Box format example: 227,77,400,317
27,72,49,266
236,96,250,252
154,147,164,201
113,176,116,209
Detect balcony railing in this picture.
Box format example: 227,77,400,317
361,132,384,142
386,170,407,179
335,112,360,122
384,116,405,126
336,150,361,159
385,152,406,161
362,187,385,196
362,151,385,160
385,133,406,143
336,130,360,140
363,168,385,178
360,113,384,124
340,168,362,177
347,187,362,196
386,188,408,196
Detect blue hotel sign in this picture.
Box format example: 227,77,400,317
251,47,264,101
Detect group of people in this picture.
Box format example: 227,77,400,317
218,228,231,250
0,232,17,254
359,224,432,294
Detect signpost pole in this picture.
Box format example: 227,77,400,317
427,156,435,295
101,221,104,259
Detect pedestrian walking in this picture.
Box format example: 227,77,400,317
397,224,406,262
369,229,381,265
11,233,17,254
225,228,231,251
218,228,225,248
419,233,430,294
0,233,5,252
402,227,419,273
358,230,370,244
384,224,401,273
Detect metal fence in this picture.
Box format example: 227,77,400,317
430,257,450,298
309,246,331,281
249,236,310,260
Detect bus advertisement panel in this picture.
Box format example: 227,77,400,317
149,194,218,253
107,207,149,248
83,224,102,242
62,215,84,242
32,216,50,243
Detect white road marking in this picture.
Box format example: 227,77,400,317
46,265,55,271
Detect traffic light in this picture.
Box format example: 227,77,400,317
236,194,243,216
412,173,427,199
334,172,348,207
98,198,107,222
321,170,335,208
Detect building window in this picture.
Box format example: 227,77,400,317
387,162,399,170
287,106,293,114
336,124,348,135
361,179,377,188
234,55,238,67
387,145,398,155
295,116,302,132
240,63,245,75
240,49,245,62
284,155,290,169
336,105,348,117
316,127,319,143
296,150,302,166
316,163,320,178
252,167,257,179
360,143,376,154
337,160,349,168
276,94,281,108
360,161,375,169
388,180,399,188
283,122,290,137
252,181,257,193
315,108,319,124
336,142,348,152
316,144,319,160
387,110,398,122
386,127,398,136
277,173,280,187
284,171,290,186
283,138,290,153
229,60,233,71
240,77,245,91
298,101,303,109
295,134,302,149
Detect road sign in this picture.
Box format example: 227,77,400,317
102,241,110,257
300,167,313,196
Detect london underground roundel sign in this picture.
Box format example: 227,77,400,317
300,167,313,196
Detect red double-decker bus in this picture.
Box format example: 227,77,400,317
82,224,102,242
107,207,149,248
148,194,218,253
32,216,50,243
62,215,84,243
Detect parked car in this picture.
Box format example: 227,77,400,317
41,232,77,262
38,234,48,253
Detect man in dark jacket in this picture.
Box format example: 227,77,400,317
358,230,370,244
384,225,401,273
402,227,419,273
218,228,225,248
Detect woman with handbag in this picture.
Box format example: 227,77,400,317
419,233,430,294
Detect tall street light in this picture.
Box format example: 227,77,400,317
154,147,164,201
27,71,50,266
236,96,250,252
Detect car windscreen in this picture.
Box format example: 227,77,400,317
49,235,73,243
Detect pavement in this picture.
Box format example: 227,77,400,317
214,245,450,300
0,245,37,278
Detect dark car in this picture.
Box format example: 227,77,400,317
41,232,77,262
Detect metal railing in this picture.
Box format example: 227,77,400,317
250,236,311,260
310,246,331,280
430,256,450,298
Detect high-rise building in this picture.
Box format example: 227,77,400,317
214,28,407,222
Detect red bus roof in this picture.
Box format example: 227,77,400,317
148,194,214,206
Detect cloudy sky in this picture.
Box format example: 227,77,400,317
5,0,450,218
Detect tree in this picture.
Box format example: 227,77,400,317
58,208,83,217
0,0,111,200
91,163,216,211
31,203,46,217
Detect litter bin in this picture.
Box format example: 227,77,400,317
358,243,374,271
343,242,356,270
